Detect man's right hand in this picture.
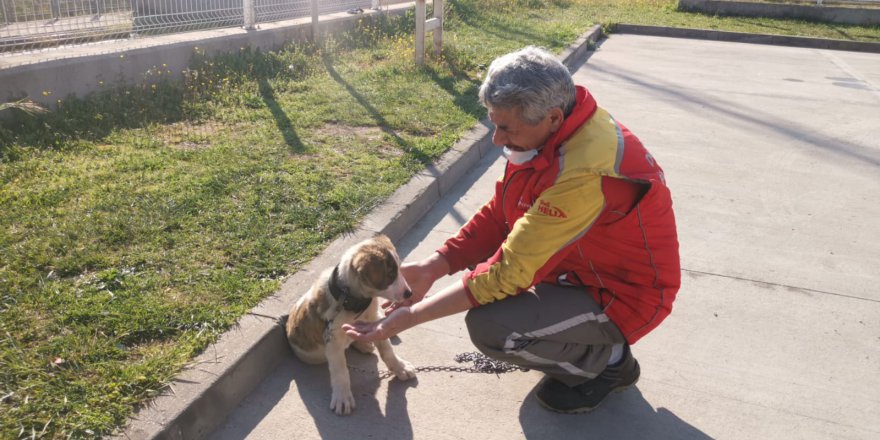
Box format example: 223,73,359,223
383,253,451,313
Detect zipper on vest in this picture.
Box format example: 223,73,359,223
501,169,525,227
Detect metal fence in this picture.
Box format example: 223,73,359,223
0,0,399,55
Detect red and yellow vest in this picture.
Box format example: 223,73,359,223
438,86,681,344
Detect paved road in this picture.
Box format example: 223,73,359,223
211,34,880,440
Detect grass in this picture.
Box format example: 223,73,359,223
0,0,878,438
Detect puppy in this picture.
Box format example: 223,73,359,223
285,234,417,415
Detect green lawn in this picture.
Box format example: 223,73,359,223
1,1,877,438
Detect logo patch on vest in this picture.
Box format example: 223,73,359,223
538,200,567,218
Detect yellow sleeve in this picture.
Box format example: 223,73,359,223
467,171,606,304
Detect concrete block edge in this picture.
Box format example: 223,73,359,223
611,23,880,54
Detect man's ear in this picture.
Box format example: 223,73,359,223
548,107,565,132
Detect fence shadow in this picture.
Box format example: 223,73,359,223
424,61,484,121
453,0,577,50
0,82,188,156
321,54,433,167
257,78,305,153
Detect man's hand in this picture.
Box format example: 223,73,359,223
347,276,474,343
382,253,450,313
343,306,414,343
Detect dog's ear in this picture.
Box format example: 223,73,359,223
352,242,398,290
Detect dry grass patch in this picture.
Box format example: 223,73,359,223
314,123,383,142
156,121,227,151
313,123,404,158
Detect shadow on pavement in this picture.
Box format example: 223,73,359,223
519,386,713,440
294,349,418,439
586,62,880,168
219,350,419,440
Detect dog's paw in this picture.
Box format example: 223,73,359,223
392,359,417,381
330,388,356,415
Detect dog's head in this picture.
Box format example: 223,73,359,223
339,234,412,303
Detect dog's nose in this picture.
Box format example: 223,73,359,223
403,290,412,299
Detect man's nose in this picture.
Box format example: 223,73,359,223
492,129,507,146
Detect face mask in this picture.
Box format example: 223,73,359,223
502,146,539,165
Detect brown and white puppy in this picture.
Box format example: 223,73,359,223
285,234,417,415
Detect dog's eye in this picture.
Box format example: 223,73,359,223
385,255,398,282
386,263,397,281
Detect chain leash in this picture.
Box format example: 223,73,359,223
348,352,529,379
271,315,528,379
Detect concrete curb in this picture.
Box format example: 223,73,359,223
117,24,604,440
612,23,880,54
678,0,880,27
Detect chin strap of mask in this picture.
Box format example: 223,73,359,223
329,265,372,314
502,146,539,165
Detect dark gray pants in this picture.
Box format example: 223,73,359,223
465,283,625,386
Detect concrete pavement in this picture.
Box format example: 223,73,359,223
210,34,880,439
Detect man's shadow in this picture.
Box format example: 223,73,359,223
519,385,712,440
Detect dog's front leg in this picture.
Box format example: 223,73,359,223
375,339,417,381
325,338,355,415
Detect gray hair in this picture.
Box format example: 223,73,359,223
478,46,576,124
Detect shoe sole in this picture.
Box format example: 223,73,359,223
535,370,640,414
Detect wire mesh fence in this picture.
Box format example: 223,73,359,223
255,0,312,23
133,0,245,35
1,1,132,53
0,0,398,57
1,0,423,183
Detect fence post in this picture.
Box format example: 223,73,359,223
311,0,319,41
415,0,426,65
415,0,443,65
432,0,443,57
2,0,16,24
243,0,256,30
50,0,61,19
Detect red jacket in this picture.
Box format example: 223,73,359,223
438,86,680,344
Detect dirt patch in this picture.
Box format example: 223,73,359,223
157,121,227,151
313,123,404,157
313,123,383,141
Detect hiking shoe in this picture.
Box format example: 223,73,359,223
535,345,640,413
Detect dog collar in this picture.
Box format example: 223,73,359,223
329,265,372,314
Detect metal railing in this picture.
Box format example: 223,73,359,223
0,1,405,55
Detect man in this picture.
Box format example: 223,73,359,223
344,46,680,413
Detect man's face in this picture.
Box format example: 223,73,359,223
488,106,562,152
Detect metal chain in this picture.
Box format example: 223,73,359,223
452,352,530,374
348,352,529,379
